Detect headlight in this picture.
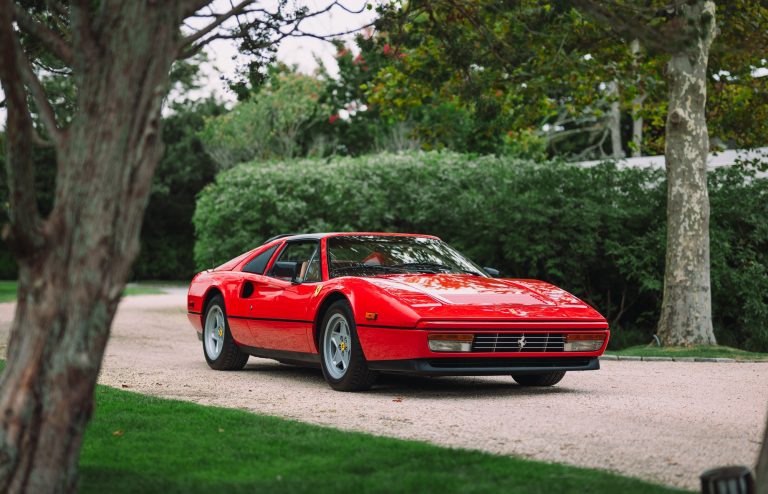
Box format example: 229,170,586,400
564,333,605,352
428,334,474,352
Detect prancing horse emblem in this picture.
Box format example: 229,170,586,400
518,335,527,350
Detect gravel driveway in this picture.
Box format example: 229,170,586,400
1,289,766,490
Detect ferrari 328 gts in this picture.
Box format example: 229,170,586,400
187,233,609,391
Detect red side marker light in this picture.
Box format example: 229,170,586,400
365,312,378,321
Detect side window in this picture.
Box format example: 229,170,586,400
303,248,321,283
270,241,321,282
242,244,279,274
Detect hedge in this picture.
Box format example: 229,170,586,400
193,152,768,351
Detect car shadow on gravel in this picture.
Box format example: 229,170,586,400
242,360,580,398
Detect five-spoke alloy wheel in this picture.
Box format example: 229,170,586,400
319,300,378,391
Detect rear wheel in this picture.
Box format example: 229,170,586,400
512,371,566,387
203,295,249,370
319,300,378,391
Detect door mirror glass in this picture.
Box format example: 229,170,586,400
483,267,501,277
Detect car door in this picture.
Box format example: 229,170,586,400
246,240,322,353
226,244,281,347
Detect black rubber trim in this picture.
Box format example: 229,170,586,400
240,345,320,366
367,357,599,376
188,311,201,315
228,315,313,324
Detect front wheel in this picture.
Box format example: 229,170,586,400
319,301,378,391
512,371,566,387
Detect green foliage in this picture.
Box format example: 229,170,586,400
131,98,225,281
194,152,768,351
368,1,768,158
200,70,331,168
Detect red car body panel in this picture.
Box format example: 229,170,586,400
187,232,609,375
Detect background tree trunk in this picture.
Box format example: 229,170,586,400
0,3,182,492
656,1,717,346
630,100,643,157
630,39,644,158
607,80,623,159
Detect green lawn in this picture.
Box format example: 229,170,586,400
0,362,684,494
0,281,173,301
607,344,768,361
122,285,166,296
0,281,17,303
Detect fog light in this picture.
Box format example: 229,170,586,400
564,333,605,352
428,334,473,352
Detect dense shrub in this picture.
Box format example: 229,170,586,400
194,151,767,350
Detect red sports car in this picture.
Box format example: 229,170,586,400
187,232,609,391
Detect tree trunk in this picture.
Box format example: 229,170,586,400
656,1,717,346
607,80,623,159
630,101,643,157
759,412,768,494
0,3,182,492
630,39,644,158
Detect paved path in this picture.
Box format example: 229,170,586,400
1,290,766,490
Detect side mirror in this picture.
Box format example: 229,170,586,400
272,261,300,283
483,267,501,278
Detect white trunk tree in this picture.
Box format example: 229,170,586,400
572,0,717,347
606,80,624,159
656,1,717,345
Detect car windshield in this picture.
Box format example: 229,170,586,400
327,236,487,278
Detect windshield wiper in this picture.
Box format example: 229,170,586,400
331,264,408,277
391,262,482,276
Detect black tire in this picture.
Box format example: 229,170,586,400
319,300,378,391
512,371,566,387
202,295,249,370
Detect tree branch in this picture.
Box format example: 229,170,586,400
570,0,684,52
12,4,74,64
16,45,64,146
0,0,45,257
179,0,253,49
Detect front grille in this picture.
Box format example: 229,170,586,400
471,333,564,353
428,357,591,369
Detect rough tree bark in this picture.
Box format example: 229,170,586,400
656,1,717,346
0,2,185,492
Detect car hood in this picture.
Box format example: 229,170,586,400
364,274,604,321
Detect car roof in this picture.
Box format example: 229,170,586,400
267,232,440,243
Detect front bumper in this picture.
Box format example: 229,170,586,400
367,356,599,376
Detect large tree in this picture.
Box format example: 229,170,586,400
0,1,368,492
569,0,721,344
